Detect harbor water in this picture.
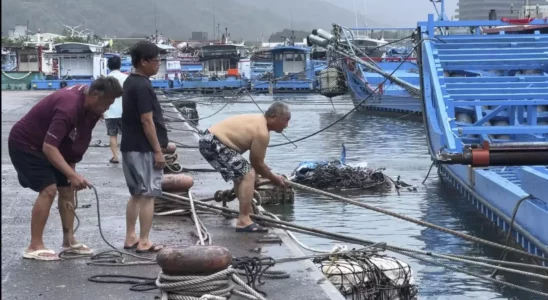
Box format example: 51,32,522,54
167,93,547,300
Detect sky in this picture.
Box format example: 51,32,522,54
325,0,459,27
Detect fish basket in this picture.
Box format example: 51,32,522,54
255,179,295,205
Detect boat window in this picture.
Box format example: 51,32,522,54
230,59,237,69
215,59,222,72
294,53,304,61
20,53,39,63
284,53,294,61
223,59,230,71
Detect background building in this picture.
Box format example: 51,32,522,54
456,0,548,20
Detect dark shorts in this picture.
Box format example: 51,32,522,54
122,151,163,197
198,129,252,182
8,142,70,192
105,118,122,136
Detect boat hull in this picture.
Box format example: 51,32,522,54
424,117,548,264
345,66,422,120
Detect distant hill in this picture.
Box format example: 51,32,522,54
268,30,310,43
1,0,385,41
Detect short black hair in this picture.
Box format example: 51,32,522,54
88,76,124,99
130,41,160,68
107,56,121,70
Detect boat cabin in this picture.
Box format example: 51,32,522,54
200,44,248,78
44,43,106,79
146,44,182,80
271,46,314,80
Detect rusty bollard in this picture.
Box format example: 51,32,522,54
157,246,232,276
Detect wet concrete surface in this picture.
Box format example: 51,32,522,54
1,91,343,300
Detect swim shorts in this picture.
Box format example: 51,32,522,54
198,129,252,182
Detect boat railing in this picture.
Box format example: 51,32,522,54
349,27,417,42
418,15,548,160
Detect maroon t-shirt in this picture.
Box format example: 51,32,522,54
9,85,101,163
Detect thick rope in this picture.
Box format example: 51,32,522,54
156,268,266,300
160,193,548,297
286,180,548,261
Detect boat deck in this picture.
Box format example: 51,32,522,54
419,16,548,260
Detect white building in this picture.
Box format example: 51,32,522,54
456,0,548,20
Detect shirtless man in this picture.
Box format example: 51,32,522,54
199,102,290,232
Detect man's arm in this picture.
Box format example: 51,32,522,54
42,113,78,179
136,87,162,153
249,132,277,181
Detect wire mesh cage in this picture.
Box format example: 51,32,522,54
314,253,418,300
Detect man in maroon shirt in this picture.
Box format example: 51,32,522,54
8,77,123,261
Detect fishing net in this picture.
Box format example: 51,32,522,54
314,252,418,300
290,161,391,190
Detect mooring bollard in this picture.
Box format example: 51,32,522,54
161,174,194,192
156,246,232,276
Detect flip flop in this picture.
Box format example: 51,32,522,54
61,243,94,255
123,241,139,250
23,249,61,261
109,157,119,164
236,222,269,233
136,244,165,253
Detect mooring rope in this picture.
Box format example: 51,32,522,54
156,268,267,300
160,192,548,297
74,185,289,300
285,180,547,262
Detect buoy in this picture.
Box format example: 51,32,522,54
162,174,194,192
157,246,232,276
162,142,177,154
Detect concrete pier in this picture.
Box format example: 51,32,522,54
1,91,344,300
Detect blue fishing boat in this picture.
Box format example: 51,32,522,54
251,46,316,93
31,42,107,90
340,31,421,119
178,40,250,93
417,14,548,264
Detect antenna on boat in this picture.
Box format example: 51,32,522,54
154,4,158,44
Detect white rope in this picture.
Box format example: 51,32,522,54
188,189,205,246
1,70,33,80
156,267,267,300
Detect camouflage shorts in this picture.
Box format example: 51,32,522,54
198,129,252,182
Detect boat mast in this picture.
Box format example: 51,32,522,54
353,0,359,37
364,0,368,28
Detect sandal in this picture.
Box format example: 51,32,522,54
23,249,61,261
61,243,94,255
123,241,139,250
109,157,119,164
236,222,269,233
136,244,165,253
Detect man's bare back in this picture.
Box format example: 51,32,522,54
208,114,269,154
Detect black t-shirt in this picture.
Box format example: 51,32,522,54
120,73,168,152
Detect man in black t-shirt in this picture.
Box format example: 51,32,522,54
120,41,168,253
